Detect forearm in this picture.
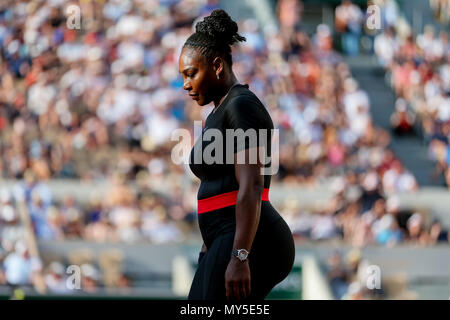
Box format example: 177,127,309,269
232,186,263,251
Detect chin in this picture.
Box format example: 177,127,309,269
197,98,209,106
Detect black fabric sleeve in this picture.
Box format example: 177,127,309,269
197,251,206,265
224,95,271,154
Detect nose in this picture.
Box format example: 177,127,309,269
183,78,192,91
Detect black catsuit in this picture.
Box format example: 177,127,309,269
188,84,295,300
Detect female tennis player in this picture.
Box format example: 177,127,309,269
179,9,295,301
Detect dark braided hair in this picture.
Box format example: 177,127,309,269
184,9,246,66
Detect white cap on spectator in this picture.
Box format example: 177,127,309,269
15,240,28,256
49,0,64,7
344,78,358,92
66,208,81,222
348,281,362,295
407,212,423,228
116,15,143,36
395,98,407,112
363,172,379,191
386,196,400,213
1,206,16,222
2,239,14,252
87,47,103,62
317,24,331,37
148,158,165,175
0,188,11,203
345,186,362,202
81,264,99,281
379,214,395,230
331,177,346,194
46,206,60,221
49,261,65,275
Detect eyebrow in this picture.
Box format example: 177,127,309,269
180,67,197,74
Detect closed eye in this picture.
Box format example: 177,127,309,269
182,68,197,78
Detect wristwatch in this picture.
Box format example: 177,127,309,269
231,249,249,262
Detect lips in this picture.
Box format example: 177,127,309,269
189,94,199,100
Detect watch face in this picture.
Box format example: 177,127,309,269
238,250,248,260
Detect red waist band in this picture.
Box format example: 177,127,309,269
198,188,269,214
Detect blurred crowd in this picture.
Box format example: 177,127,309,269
326,249,418,299
374,14,450,186
283,172,449,247
327,249,382,299
0,178,136,294
430,0,450,25
0,0,432,244
0,0,212,294
0,1,213,240
275,1,450,250
1,0,449,296
1,170,195,243
334,0,400,56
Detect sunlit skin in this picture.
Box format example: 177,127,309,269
178,46,238,108
179,46,265,301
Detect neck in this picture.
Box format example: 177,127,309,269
213,72,239,107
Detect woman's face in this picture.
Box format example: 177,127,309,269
179,47,217,106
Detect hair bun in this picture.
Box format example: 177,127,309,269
195,9,246,46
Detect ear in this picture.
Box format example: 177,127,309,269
212,56,224,79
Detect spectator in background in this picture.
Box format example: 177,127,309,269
80,263,99,293
360,171,383,213
1,188,25,245
430,0,450,25
390,98,415,136
199,0,221,16
277,0,303,35
340,249,371,299
3,241,42,290
374,27,397,68
327,251,349,299
83,212,119,242
341,77,370,139
1,0,448,299
0,0,439,253
0,267,6,287
310,209,338,240
44,261,68,293
28,190,54,239
374,213,403,246
141,204,184,243
335,0,364,56
406,212,429,245
429,219,450,244
12,170,52,210
374,16,450,187
376,0,399,29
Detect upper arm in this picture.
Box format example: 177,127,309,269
234,149,264,194
225,96,269,192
